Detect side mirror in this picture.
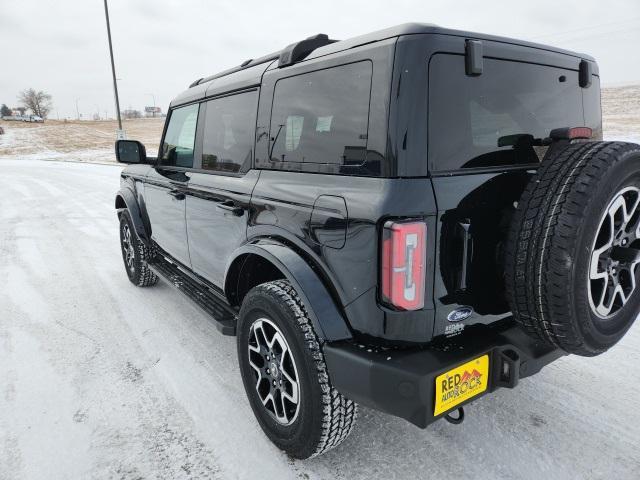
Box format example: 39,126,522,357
115,140,147,164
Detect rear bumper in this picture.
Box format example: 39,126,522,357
323,320,564,428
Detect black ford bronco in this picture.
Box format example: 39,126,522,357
114,24,640,458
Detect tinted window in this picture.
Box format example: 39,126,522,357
161,103,199,168
269,61,372,166
201,91,257,173
429,55,584,171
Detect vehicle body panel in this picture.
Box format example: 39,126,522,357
186,170,260,285
144,167,192,267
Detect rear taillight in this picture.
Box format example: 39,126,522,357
549,127,593,140
381,220,427,311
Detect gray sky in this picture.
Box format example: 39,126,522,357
1,0,638,119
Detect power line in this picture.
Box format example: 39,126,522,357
531,17,640,41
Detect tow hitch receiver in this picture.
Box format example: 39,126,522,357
493,348,521,389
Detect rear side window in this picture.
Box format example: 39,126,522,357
269,61,372,166
160,103,199,168
201,90,258,173
429,54,584,171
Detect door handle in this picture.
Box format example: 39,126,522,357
216,200,244,216
168,189,186,201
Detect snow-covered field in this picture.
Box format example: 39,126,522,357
0,118,164,163
1,86,640,479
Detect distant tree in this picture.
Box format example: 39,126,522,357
18,88,53,118
122,109,142,119
15,106,26,115
0,104,11,116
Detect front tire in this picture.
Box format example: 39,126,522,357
237,280,357,459
119,210,158,287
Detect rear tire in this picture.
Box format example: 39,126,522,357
505,142,640,356
237,280,357,459
119,210,158,287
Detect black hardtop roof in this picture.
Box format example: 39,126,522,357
171,23,595,107
306,23,594,62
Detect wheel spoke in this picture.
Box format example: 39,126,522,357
261,392,274,407
268,331,287,354
622,192,640,230
280,352,299,404
279,394,290,424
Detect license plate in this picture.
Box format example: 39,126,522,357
434,354,489,416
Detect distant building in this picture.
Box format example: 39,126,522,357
145,106,162,117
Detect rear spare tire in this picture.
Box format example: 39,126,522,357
505,141,640,356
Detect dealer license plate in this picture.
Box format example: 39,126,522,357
434,354,489,416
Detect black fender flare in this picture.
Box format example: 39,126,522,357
225,241,353,343
115,187,150,244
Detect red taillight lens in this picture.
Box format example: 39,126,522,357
381,220,427,311
550,126,593,140
568,127,593,139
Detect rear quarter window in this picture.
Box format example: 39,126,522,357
268,61,372,169
428,54,584,172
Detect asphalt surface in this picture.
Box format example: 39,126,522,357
1,159,639,480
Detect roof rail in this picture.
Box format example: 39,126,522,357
189,33,337,88
278,34,335,68
190,51,281,88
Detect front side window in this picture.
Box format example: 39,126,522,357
269,61,372,166
201,91,257,173
160,103,199,168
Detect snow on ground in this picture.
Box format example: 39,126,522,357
0,118,164,164
1,159,640,480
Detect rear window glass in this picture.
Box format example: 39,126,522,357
429,54,584,171
269,61,372,166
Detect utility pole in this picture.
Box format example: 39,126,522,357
75,98,81,120
103,0,124,138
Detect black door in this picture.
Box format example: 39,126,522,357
145,103,200,267
185,90,259,288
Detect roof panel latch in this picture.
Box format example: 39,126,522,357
465,39,483,76
579,59,592,88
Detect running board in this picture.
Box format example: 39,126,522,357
147,255,237,336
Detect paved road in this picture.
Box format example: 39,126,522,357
1,159,639,480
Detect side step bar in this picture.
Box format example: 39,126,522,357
147,255,237,336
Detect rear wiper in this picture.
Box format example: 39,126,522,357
498,127,593,148
497,133,550,148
